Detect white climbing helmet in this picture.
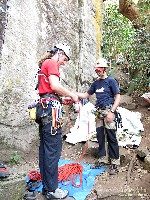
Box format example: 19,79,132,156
55,43,71,60
95,57,108,68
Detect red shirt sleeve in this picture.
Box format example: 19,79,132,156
38,59,60,95
43,59,60,77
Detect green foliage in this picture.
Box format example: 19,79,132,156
102,3,150,97
102,4,135,59
127,28,150,96
10,151,21,164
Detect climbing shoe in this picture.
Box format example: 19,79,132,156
45,188,69,199
90,161,107,169
22,190,37,200
26,180,41,191
42,187,46,195
0,163,10,178
109,164,119,175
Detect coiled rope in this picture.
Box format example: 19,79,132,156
58,114,90,187
28,170,42,182
58,163,83,187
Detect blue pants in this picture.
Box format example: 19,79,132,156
96,126,119,160
38,103,62,192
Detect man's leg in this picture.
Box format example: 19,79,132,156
39,125,45,189
96,126,106,158
106,129,119,160
43,132,62,192
106,128,120,175
91,119,108,169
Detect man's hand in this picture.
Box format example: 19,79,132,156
106,111,114,122
61,94,79,105
71,93,79,102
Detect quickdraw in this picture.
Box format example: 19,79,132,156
51,100,63,132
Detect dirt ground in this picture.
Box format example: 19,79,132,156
61,104,150,200
0,98,150,200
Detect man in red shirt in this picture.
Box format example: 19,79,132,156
36,43,78,199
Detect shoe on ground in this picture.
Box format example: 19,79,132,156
148,107,150,111
0,163,6,168
42,187,46,195
26,180,41,190
90,161,107,169
45,188,68,199
0,164,10,178
109,164,119,175
23,190,36,200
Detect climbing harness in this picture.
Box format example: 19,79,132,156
28,94,64,135
95,105,112,120
39,97,63,134
94,106,123,130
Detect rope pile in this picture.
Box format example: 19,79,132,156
28,170,42,182
57,115,90,188
58,163,83,187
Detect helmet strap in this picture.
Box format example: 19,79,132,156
103,68,107,73
57,50,63,62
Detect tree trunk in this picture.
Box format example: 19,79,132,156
119,0,140,29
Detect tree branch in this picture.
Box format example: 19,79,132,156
119,0,140,29
127,152,136,184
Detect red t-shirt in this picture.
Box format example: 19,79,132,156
38,59,60,95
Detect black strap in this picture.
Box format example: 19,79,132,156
35,69,48,90
115,111,123,128
40,93,60,101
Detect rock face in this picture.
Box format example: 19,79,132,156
0,0,103,150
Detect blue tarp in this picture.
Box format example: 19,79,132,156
26,159,107,200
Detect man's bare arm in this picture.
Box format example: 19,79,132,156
111,93,120,111
76,92,90,99
49,75,78,102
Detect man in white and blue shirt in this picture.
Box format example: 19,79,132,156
77,57,120,175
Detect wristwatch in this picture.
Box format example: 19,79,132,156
110,109,115,113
